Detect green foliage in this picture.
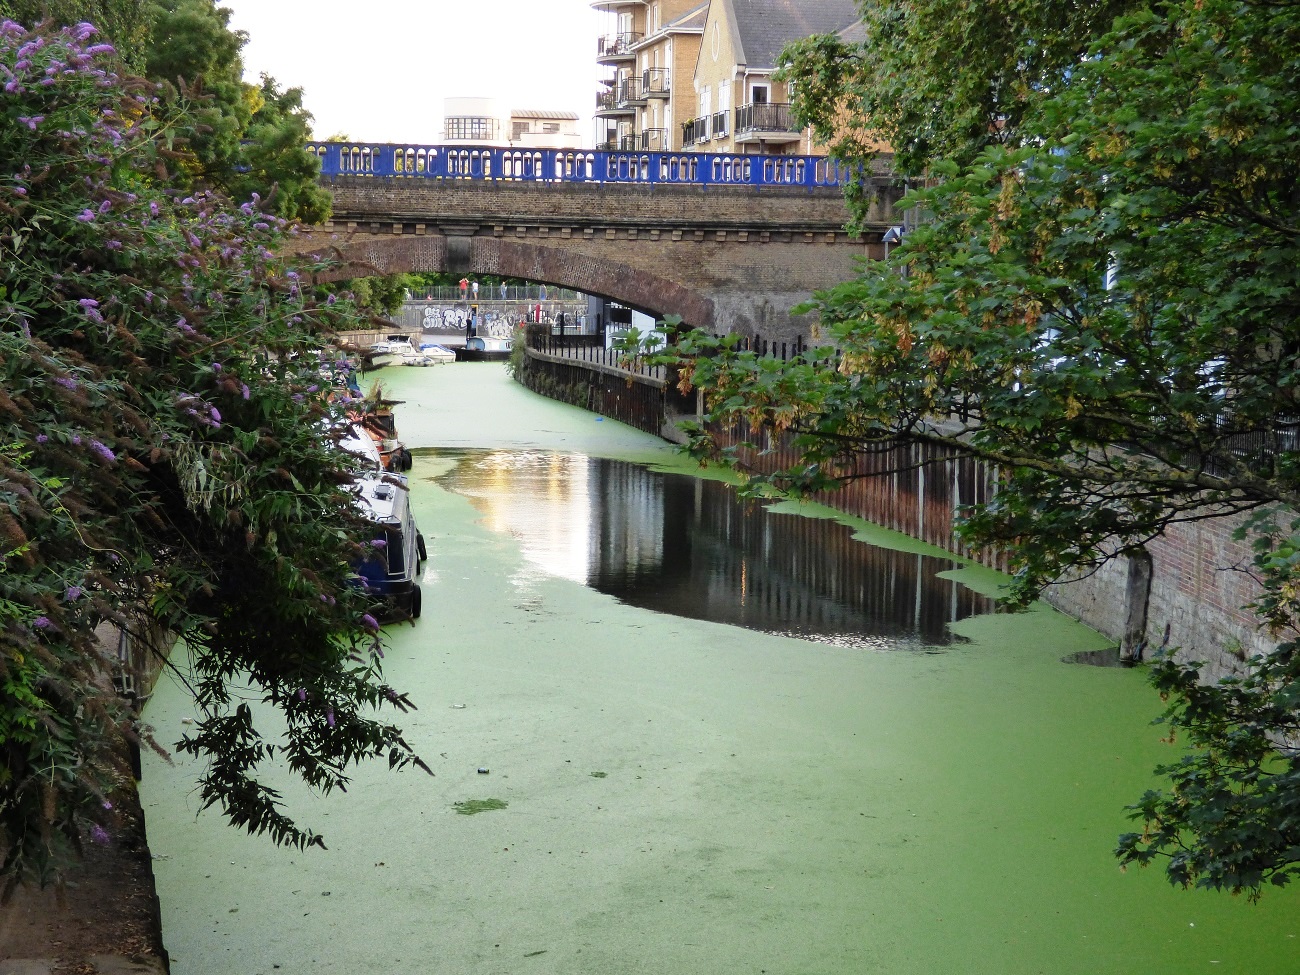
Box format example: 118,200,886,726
141,0,328,222
0,21,424,893
777,0,1140,181
665,0,1300,898
0,0,148,66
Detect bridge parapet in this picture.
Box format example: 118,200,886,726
306,141,888,190
295,144,902,346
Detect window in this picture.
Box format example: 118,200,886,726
543,122,560,134
751,83,769,104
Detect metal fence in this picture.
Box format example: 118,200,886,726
309,141,856,189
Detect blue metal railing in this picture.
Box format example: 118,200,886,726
308,142,854,189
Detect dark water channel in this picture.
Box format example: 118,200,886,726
433,449,996,649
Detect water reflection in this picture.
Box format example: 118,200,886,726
433,450,996,648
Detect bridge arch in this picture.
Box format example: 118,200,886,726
301,234,715,329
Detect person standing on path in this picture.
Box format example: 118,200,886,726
471,280,479,300
459,277,469,300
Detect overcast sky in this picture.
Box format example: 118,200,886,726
220,0,604,144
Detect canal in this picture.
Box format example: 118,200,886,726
140,364,1299,974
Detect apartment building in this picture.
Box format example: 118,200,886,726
594,0,861,155
688,0,860,154
593,0,708,152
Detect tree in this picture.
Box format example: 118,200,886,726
661,0,1300,898
776,0,1141,224
141,0,330,222
0,19,425,895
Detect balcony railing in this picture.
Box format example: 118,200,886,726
617,133,640,151
598,32,643,59
712,111,729,139
640,128,669,151
735,102,798,135
681,115,711,146
596,89,617,112
643,67,670,97
617,76,645,106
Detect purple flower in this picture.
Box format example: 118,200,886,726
297,687,307,701
89,825,110,845
369,539,387,548
55,376,77,390
16,115,43,129
33,616,51,629
211,362,222,373
102,800,113,810
64,586,82,601
90,440,116,463
361,613,379,631
77,209,95,222
36,434,48,443
326,708,336,728
209,407,221,424
240,383,250,401
149,201,159,217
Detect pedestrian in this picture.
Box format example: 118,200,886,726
458,277,469,300
539,283,548,300
471,280,479,299
499,281,507,300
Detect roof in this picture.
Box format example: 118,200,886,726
837,19,866,45
510,109,580,120
729,0,861,69
665,1,709,31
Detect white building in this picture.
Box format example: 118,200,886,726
441,98,582,149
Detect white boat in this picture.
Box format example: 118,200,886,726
401,344,456,366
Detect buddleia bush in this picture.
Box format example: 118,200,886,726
0,19,426,897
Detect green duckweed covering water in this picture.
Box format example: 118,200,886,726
139,365,1300,975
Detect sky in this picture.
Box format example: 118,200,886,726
220,0,605,145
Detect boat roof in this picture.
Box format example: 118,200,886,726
339,421,384,469
354,472,410,527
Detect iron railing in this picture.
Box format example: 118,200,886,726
643,67,670,96
618,77,645,106
310,141,856,188
640,128,669,151
735,102,798,134
598,32,642,58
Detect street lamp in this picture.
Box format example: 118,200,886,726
882,224,905,260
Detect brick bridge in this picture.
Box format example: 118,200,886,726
289,144,904,344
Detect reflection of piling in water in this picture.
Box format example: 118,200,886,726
445,453,995,647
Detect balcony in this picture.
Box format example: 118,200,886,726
734,102,801,144
640,128,669,151
642,67,670,98
680,116,710,147
596,88,633,116
617,133,640,152
617,76,646,107
598,32,642,62
712,110,729,140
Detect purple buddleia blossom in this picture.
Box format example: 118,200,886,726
89,825,110,845
362,614,379,631
55,376,77,390
326,708,336,728
64,586,82,601
32,616,51,629
89,440,116,463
